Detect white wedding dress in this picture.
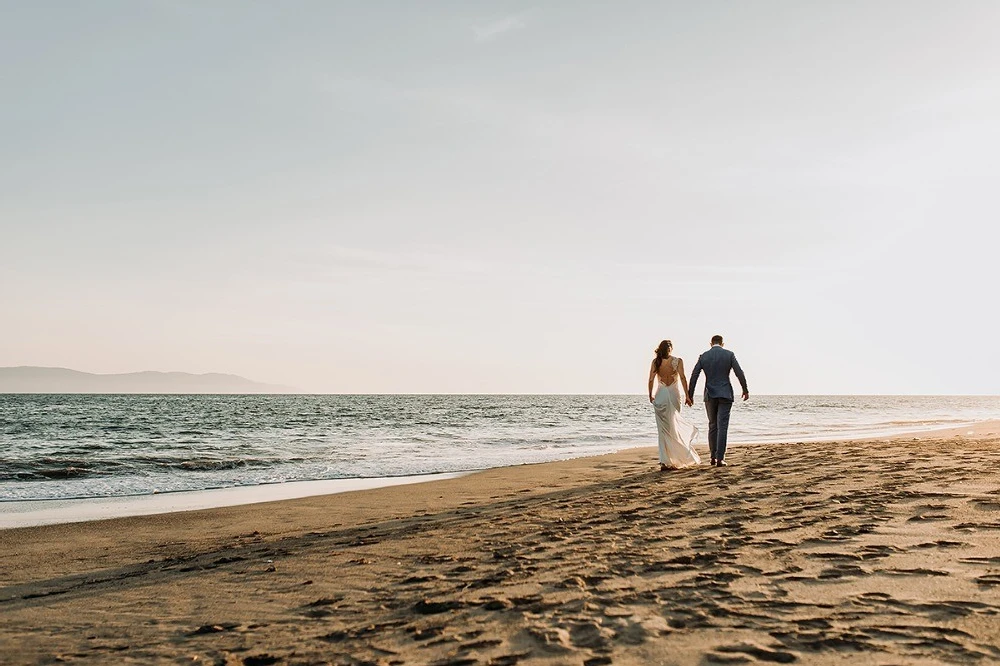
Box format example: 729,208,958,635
653,358,701,468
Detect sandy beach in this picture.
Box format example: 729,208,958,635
2,421,999,665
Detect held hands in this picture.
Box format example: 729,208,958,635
684,396,694,407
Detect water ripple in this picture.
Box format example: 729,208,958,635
1,394,997,500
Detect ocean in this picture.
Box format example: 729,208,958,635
1,394,997,502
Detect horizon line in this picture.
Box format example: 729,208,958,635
1,392,997,398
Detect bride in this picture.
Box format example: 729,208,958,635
647,340,701,470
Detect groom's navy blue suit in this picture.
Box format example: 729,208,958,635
688,345,748,463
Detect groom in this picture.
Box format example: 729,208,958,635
686,335,749,467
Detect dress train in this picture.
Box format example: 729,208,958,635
653,378,701,468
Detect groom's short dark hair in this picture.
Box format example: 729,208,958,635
711,335,724,345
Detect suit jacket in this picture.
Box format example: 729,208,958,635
688,345,748,402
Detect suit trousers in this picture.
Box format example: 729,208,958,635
704,398,733,461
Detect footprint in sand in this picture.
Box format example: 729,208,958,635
879,568,950,577
974,574,1000,587
915,540,967,548
958,556,1000,565
858,544,904,559
710,641,799,663
817,564,868,580
953,522,1000,531
908,513,951,522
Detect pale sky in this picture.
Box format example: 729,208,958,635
2,1,998,394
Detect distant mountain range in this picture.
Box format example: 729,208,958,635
0,367,294,394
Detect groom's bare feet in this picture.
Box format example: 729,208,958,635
710,459,717,466
716,460,728,467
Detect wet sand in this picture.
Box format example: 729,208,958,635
0,473,468,530
1,421,999,664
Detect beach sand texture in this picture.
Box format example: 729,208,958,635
2,423,999,665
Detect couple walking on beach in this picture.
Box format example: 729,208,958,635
647,335,749,471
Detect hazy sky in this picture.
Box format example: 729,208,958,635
2,1,998,394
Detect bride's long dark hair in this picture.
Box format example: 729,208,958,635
653,340,673,371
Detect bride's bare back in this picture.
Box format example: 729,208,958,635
656,356,680,386
648,355,691,405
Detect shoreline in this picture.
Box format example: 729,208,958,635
2,420,998,663
2,419,996,530
0,472,469,530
